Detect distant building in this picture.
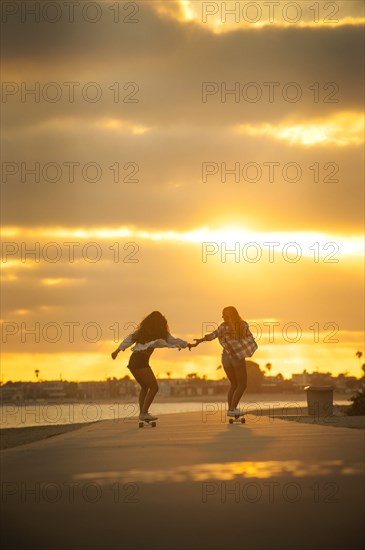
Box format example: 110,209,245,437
291,370,311,390
0,385,24,402
78,381,109,400
41,382,66,400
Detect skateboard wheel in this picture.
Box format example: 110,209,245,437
229,418,234,424
151,422,156,428
138,421,144,428
241,417,245,424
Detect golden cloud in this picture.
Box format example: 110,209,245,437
235,111,364,146
153,1,365,33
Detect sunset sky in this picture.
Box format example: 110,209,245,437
1,0,364,382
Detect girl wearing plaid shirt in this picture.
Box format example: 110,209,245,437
193,306,258,417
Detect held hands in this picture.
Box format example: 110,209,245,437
187,338,204,350
179,344,196,351
179,339,204,351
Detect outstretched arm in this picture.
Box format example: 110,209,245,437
111,331,137,360
187,327,219,350
166,333,190,350
194,327,219,346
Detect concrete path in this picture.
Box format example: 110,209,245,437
1,411,364,550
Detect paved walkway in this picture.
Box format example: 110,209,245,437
1,411,364,550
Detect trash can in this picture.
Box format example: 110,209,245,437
304,386,334,417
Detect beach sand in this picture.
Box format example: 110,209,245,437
0,422,97,450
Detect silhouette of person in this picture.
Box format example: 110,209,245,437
191,306,257,417
112,311,189,421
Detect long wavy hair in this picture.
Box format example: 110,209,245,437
135,311,169,344
223,306,245,340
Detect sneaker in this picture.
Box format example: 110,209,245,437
227,408,244,417
139,412,158,421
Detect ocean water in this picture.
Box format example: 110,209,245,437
0,395,351,429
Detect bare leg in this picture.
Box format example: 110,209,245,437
230,362,247,410
131,366,159,414
129,368,148,413
223,365,238,410
138,388,148,412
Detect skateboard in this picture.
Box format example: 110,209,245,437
228,414,245,424
138,419,157,428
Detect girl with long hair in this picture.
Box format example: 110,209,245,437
192,306,257,417
111,311,189,421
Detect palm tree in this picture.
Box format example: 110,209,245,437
166,372,171,379
265,363,272,375
356,351,364,377
34,369,40,381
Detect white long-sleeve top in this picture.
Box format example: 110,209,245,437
117,331,189,353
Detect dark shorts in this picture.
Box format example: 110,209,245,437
222,350,246,369
127,351,152,370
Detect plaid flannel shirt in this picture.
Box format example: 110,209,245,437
204,321,257,360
